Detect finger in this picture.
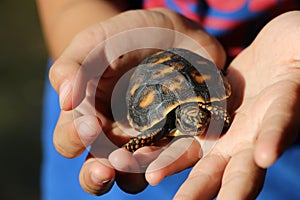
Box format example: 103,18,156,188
79,155,115,196
50,9,227,111
109,148,141,172
218,147,266,200
109,148,149,193
174,152,228,200
255,83,300,168
49,10,162,111
144,137,201,186
53,112,102,158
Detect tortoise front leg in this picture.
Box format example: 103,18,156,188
199,103,231,129
123,117,174,152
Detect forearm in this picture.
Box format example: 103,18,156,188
37,0,128,59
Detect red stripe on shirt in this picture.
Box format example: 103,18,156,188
203,16,240,31
173,0,201,22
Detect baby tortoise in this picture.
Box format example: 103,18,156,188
123,48,231,152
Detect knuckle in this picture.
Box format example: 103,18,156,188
48,63,57,89
48,61,65,92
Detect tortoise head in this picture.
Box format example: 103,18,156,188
175,103,210,136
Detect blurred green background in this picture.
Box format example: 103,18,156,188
0,0,47,199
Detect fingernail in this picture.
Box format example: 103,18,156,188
102,179,113,185
91,174,102,185
91,174,112,186
59,80,72,109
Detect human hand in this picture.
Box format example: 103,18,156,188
172,11,300,199
49,8,226,195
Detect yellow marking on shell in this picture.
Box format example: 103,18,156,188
168,75,186,91
155,55,172,64
153,50,165,56
130,82,140,96
184,96,206,103
173,63,184,70
197,60,209,65
210,96,228,102
152,66,174,79
169,82,184,91
139,91,156,108
162,103,180,120
161,85,169,93
190,71,212,84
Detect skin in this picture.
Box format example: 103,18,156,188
173,11,300,199
38,1,300,198
36,0,128,59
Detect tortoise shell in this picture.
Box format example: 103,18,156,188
126,48,231,132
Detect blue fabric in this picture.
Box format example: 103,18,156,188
257,145,300,200
41,1,300,197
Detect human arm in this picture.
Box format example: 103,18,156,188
36,0,128,59
36,0,130,194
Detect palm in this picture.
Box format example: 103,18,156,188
102,13,300,197
173,13,300,199
223,35,300,159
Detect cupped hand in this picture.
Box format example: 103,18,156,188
49,8,226,195
171,11,300,200
107,11,300,200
